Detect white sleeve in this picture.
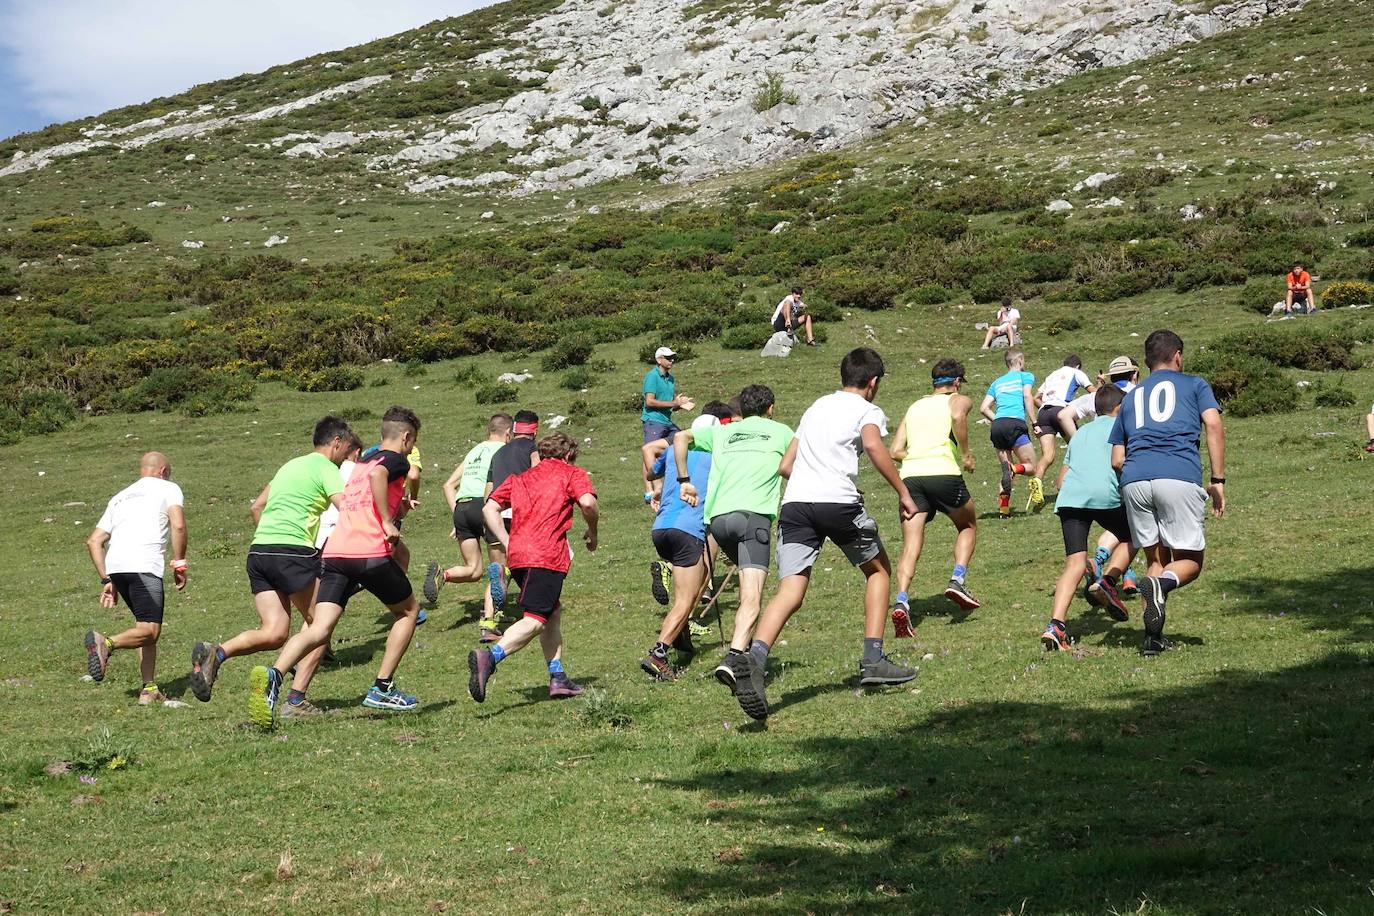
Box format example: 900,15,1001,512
1075,369,1091,388
1009,308,1020,322
166,482,185,508
863,404,889,438
771,300,784,321
95,500,114,533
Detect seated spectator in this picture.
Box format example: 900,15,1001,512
1286,261,1317,316
1365,403,1374,454
981,297,1022,349
771,286,816,347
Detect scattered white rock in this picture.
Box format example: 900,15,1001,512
769,221,792,235
1047,199,1074,213
481,211,495,219
546,415,569,429
264,235,289,247
147,201,166,208
497,372,533,383
181,240,204,249
1072,172,1118,192
1179,204,1204,220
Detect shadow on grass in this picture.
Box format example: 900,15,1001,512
1219,564,1374,641
651,651,1374,913
474,676,604,717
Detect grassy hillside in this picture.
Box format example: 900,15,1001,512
2,2,1374,913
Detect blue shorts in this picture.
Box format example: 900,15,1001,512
643,421,679,444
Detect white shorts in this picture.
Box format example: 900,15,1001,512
1121,479,1208,552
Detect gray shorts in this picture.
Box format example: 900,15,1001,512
776,501,884,579
708,511,773,572
1121,478,1208,552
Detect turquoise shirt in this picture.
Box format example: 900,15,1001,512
987,370,1034,420
641,368,676,424
1056,416,1121,510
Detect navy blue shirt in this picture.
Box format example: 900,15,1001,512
1109,369,1220,487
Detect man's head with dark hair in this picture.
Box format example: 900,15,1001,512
1094,384,1126,417
738,384,775,418
701,400,733,421
1001,296,1013,308
313,415,352,448
487,412,513,437
727,396,742,419
1144,329,1185,370
380,406,420,444
791,286,803,296
931,359,965,389
1293,261,1304,271
512,409,539,437
536,431,579,463
1063,354,1082,369
840,347,886,394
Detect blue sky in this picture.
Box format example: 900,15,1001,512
0,0,499,141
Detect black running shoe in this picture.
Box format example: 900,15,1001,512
858,654,917,686
1140,576,1167,638
671,626,695,657
944,579,981,611
1140,634,1172,657
734,654,770,721
422,562,443,607
713,652,746,694
649,561,671,607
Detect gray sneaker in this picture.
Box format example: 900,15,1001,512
1140,577,1167,638
280,697,325,719
734,654,770,721
859,655,917,686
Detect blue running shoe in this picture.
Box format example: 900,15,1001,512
247,665,281,731
416,608,428,626
488,562,506,608
362,685,418,711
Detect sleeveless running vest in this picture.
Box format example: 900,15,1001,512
899,394,962,478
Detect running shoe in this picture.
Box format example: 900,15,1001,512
1122,567,1140,597
944,579,981,610
362,685,418,711
1041,622,1071,652
734,655,770,720
858,654,917,686
468,648,494,703
640,654,679,681
548,673,584,698
487,562,506,608
247,665,281,731
671,627,695,656
891,599,915,639
423,562,444,606
687,618,712,640
138,684,166,706
1140,576,1167,640
84,630,109,683
416,608,428,626
998,502,1011,518
649,560,671,607
1082,577,1107,608
1000,460,1013,496
478,620,503,644
280,697,325,719
1140,634,1172,657
713,652,747,694
1366,439,1374,454
1089,578,1129,622
189,641,221,702
1027,477,1046,512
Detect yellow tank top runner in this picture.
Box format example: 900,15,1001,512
899,394,961,478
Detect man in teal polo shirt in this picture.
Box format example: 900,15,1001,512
641,346,692,503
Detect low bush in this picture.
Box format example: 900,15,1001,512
474,382,518,404
909,283,953,305
561,366,593,390
1322,280,1374,309
822,272,901,311
541,334,596,371
968,272,1021,304
1044,316,1083,337
17,390,77,436
721,325,774,350
116,366,255,415
637,342,695,364
1347,226,1374,248
1312,380,1357,408
1189,350,1297,418
1237,278,1281,314
295,366,364,392
1214,326,1359,371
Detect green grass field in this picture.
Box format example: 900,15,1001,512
3,294,1373,913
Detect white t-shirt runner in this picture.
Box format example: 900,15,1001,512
95,477,184,578
1069,380,1138,421
1039,365,1093,407
782,390,888,504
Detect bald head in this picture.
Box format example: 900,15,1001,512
139,452,171,479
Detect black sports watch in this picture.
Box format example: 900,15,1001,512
677,476,692,484
100,576,111,585
1210,476,1226,485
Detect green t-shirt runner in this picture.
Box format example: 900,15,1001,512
455,440,503,500
252,452,345,548
693,416,794,521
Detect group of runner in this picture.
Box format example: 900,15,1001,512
81,328,1225,726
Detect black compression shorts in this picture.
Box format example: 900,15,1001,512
111,572,165,625
317,556,413,609
246,545,320,596
652,528,706,568
511,567,566,621
452,499,499,545
1056,506,1132,556
903,476,972,517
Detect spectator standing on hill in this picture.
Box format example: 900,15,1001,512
771,286,817,346
980,297,1021,349
1110,330,1226,657
641,346,693,503
1286,261,1317,315
83,451,188,706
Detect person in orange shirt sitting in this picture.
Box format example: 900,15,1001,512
1286,261,1317,316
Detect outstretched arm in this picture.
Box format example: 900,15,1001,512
979,394,996,423
249,484,270,526
442,464,464,511
168,504,188,591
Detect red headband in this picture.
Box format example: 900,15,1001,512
514,421,538,435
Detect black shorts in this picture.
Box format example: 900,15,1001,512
317,556,413,609
772,314,792,333
708,510,773,571
111,572,164,624
1034,405,1066,438
777,501,883,578
1292,290,1308,303
990,417,1032,451
452,498,499,545
652,528,706,568
511,567,567,621
1056,506,1132,556
246,545,320,595
903,476,972,517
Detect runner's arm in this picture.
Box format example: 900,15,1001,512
888,419,908,462
481,499,510,550
249,484,270,525
777,438,799,480
406,464,421,502
673,429,699,505
979,394,996,423
442,464,464,511
862,424,918,519
578,493,599,552
642,439,668,480
86,526,110,580
369,464,399,539
1022,385,1037,424
1056,461,1069,490
1111,444,1126,472
1202,407,1226,517
951,395,976,473
168,504,188,590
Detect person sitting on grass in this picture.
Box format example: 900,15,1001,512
1286,261,1317,316
980,297,1021,349
771,286,816,347
1365,403,1374,454
468,432,599,704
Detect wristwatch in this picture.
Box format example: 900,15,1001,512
677,476,692,484
1210,476,1226,485
100,576,111,585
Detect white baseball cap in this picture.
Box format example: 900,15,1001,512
654,346,677,359
690,413,720,432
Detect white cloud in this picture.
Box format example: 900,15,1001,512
0,0,498,130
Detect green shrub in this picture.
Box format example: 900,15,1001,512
908,283,951,305
0,267,18,296
1313,380,1356,408
1044,316,1083,337
453,363,489,386
561,366,593,390
1322,280,1374,309
1347,226,1374,248
751,72,798,113
0,406,22,445
474,382,518,404
1214,326,1359,371
1237,278,1280,314
295,366,364,392
1189,350,1297,418
541,334,596,371
116,366,254,415
721,325,774,350
579,95,602,111
1173,261,1248,293
637,342,694,364
822,272,900,310
17,390,77,436
968,272,1020,304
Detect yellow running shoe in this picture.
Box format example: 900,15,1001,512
1027,477,1045,512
